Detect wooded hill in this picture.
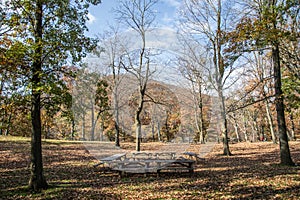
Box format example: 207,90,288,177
1,72,298,144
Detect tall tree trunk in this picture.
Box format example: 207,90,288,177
234,124,239,142
135,119,142,151
90,100,95,141
46,124,50,139
135,48,149,149
272,43,294,166
91,118,99,141
216,0,231,156
29,0,48,191
71,118,75,140
91,112,102,142
199,125,205,144
99,120,104,141
191,80,205,144
113,85,120,147
232,112,240,142
289,112,296,141
219,89,231,155
199,91,206,144
197,83,205,144
165,112,170,141
135,92,144,151
0,73,5,136
261,125,265,141
29,83,47,191
265,100,277,143
114,118,120,146
250,120,256,142
157,121,161,142
242,111,249,142
0,108,7,136
151,120,155,141
4,112,12,136
81,112,86,140
194,111,202,143
252,114,259,142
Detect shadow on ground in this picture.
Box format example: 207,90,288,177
0,140,299,199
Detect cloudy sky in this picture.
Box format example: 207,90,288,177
86,0,182,37
85,0,186,86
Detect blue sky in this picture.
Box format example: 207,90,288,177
85,0,186,86
86,0,182,37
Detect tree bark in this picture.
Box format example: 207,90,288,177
0,73,5,136
135,88,144,151
157,121,161,142
196,82,205,144
216,0,231,156
4,112,12,136
243,113,249,142
99,120,104,141
265,100,277,143
289,112,296,141
91,110,103,142
272,43,294,166
29,0,48,191
252,114,259,142
151,120,155,141
232,112,240,142
71,118,75,140
113,83,120,146
29,87,48,191
90,99,95,141
219,89,231,155
81,112,86,140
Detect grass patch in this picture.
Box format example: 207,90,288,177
0,135,30,142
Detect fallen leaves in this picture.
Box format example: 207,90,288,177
0,137,299,199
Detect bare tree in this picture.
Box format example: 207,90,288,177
177,36,208,144
95,26,126,146
228,111,241,142
180,0,242,155
250,52,277,143
116,0,158,151
73,68,102,141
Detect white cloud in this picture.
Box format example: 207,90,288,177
162,13,173,23
87,13,96,25
162,0,181,8
115,27,181,54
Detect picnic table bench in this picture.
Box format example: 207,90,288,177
94,151,196,176
93,153,126,168
131,152,176,160
109,158,194,174
183,152,205,163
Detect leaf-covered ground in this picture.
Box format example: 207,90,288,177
0,136,299,199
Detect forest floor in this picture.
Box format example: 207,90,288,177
0,136,299,199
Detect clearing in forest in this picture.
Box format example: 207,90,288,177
0,136,299,199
